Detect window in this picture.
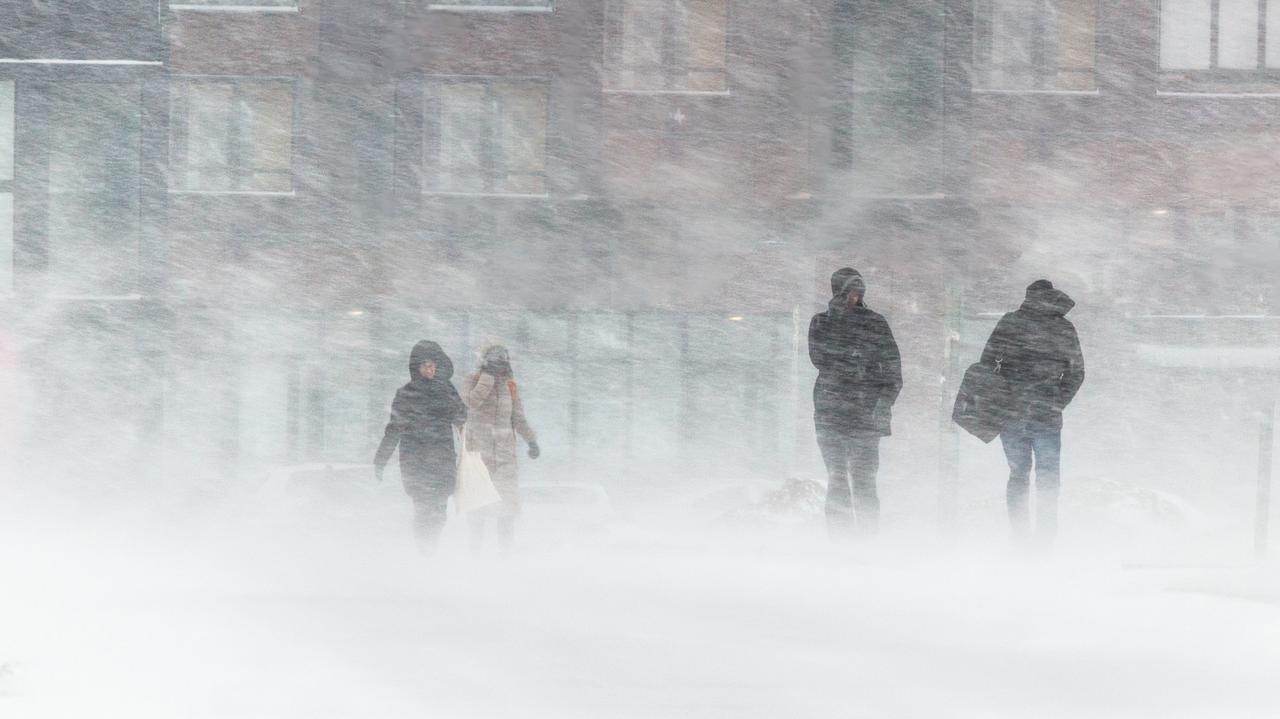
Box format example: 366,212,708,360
170,79,293,193
47,83,142,296
423,78,548,195
836,0,944,195
974,0,1097,90
605,0,728,92
1160,0,1280,72
0,81,12,293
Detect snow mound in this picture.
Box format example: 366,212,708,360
719,477,826,527
1065,476,1208,532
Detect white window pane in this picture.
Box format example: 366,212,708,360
497,85,547,194
1268,0,1280,67
0,194,12,294
619,0,665,88
185,83,234,191
1218,0,1259,69
1160,0,1212,69
685,0,727,90
244,84,293,191
0,81,12,182
437,83,489,193
1053,0,1096,87
992,0,1037,72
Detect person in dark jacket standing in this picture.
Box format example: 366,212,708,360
809,268,902,537
374,340,468,555
980,280,1085,545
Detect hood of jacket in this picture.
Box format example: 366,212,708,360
409,340,454,381
827,268,867,315
1020,280,1075,317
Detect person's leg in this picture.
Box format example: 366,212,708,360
1001,428,1034,540
817,426,854,538
411,493,448,556
1032,428,1062,544
491,460,520,556
849,432,881,536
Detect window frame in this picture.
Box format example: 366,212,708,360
426,1,552,13
972,0,1101,93
168,75,298,196
603,0,732,95
421,75,551,198
168,1,298,12
1158,0,1280,82
0,79,12,295
0,79,12,197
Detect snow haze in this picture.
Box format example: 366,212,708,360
1,0,1279,717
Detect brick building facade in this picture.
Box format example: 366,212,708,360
1,1,1276,504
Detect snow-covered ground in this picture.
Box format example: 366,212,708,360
2,480,1278,719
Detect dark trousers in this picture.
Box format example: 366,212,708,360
817,428,881,536
1001,426,1061,542
408,491,448,554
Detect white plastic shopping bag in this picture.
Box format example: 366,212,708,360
454,428,501,513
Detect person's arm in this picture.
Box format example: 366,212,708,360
463,372,495,410
509,380,539,458
373,391,407,480
1059,323,1085,408
878,317,903,406
448,384,468,428
808,313,829,371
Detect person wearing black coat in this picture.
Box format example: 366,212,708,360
809,268,903,537
980,280,1085,544
374,340,468,555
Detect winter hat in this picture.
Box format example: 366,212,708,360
409,340,453,381
830,267,866,298
478,341,510,366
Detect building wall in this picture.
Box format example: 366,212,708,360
0,0,1275,498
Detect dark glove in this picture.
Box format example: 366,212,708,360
527,441,540,460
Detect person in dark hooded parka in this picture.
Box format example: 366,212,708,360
374,340,468,554
979,280,1085,544
809,268,902,537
